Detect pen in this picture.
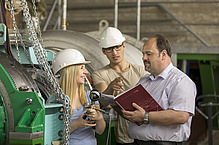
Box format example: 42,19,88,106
119,80,125,91
120,86,125,91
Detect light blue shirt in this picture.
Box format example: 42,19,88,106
128,63,197,142
69,91,99,145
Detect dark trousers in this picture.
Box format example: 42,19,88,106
134,139,183,145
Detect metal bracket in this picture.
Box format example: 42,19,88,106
0,23,6,44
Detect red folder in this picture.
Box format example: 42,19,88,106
101,84,163,126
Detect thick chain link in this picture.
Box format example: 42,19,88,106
6,0,71,144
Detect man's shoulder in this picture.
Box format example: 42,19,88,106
92,65,111,76
131,63,145,69
130,63,148,76
170,66,194,83
93,65,110,73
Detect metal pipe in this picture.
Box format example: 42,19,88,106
53,19,58,30
182,60,187,73
43,0,58,31
114,0,118,28
62,0,67,30
58,0,62,29
159,4,210,47
53,7,63,30
207,106,213,145
171,53,177,67
137,0,141,40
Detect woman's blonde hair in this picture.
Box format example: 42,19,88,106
58,64,87,113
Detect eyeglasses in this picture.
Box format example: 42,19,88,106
103,43,124,53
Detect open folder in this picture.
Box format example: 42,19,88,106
100,84,163,126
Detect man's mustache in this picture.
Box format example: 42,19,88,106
144,60,150,64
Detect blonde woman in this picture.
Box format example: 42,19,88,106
52,49,106,145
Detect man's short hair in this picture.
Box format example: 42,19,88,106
155,34,172,57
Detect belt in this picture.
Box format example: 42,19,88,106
134,139,183,145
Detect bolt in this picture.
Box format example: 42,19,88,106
58,131,63,137
59,107,64,113
58,114,63,120
18,85,29,91
26,98,33,104
0,31,4,37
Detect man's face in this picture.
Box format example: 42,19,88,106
102,43,125,64
142,38,162,76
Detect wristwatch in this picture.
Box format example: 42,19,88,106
142,112,149,124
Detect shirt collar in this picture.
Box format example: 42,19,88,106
148,63,173,80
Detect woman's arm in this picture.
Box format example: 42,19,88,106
85,105,106,135
94,111,106,134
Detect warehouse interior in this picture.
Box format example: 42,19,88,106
0,0,219,145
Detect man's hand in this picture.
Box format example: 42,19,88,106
122,103,145,123
111,77,125,96
101,77,124,95
112,77,124,91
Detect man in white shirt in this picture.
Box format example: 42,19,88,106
122,34,197,145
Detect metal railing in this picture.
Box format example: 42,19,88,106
43,1,219,46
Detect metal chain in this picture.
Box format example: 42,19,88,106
5,0,36,69
19,0,71,144
31,0,45,50
31,0,50,94
6,0,71,144
5,0,20,63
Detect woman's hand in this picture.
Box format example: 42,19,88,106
85,106,106,135
85,108,103,122
70,114,96,133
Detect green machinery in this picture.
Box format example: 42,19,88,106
177,53,219,129
0,50,66,145
0,52,44,145
0,19,65,144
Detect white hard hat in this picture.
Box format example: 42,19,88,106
99,27,126,48
52,49,91,75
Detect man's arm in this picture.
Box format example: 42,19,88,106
92,70,110,93
93,77,124,108
93,77,124,95
94,82,108,93
147,109,190,125
122,103,190,125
